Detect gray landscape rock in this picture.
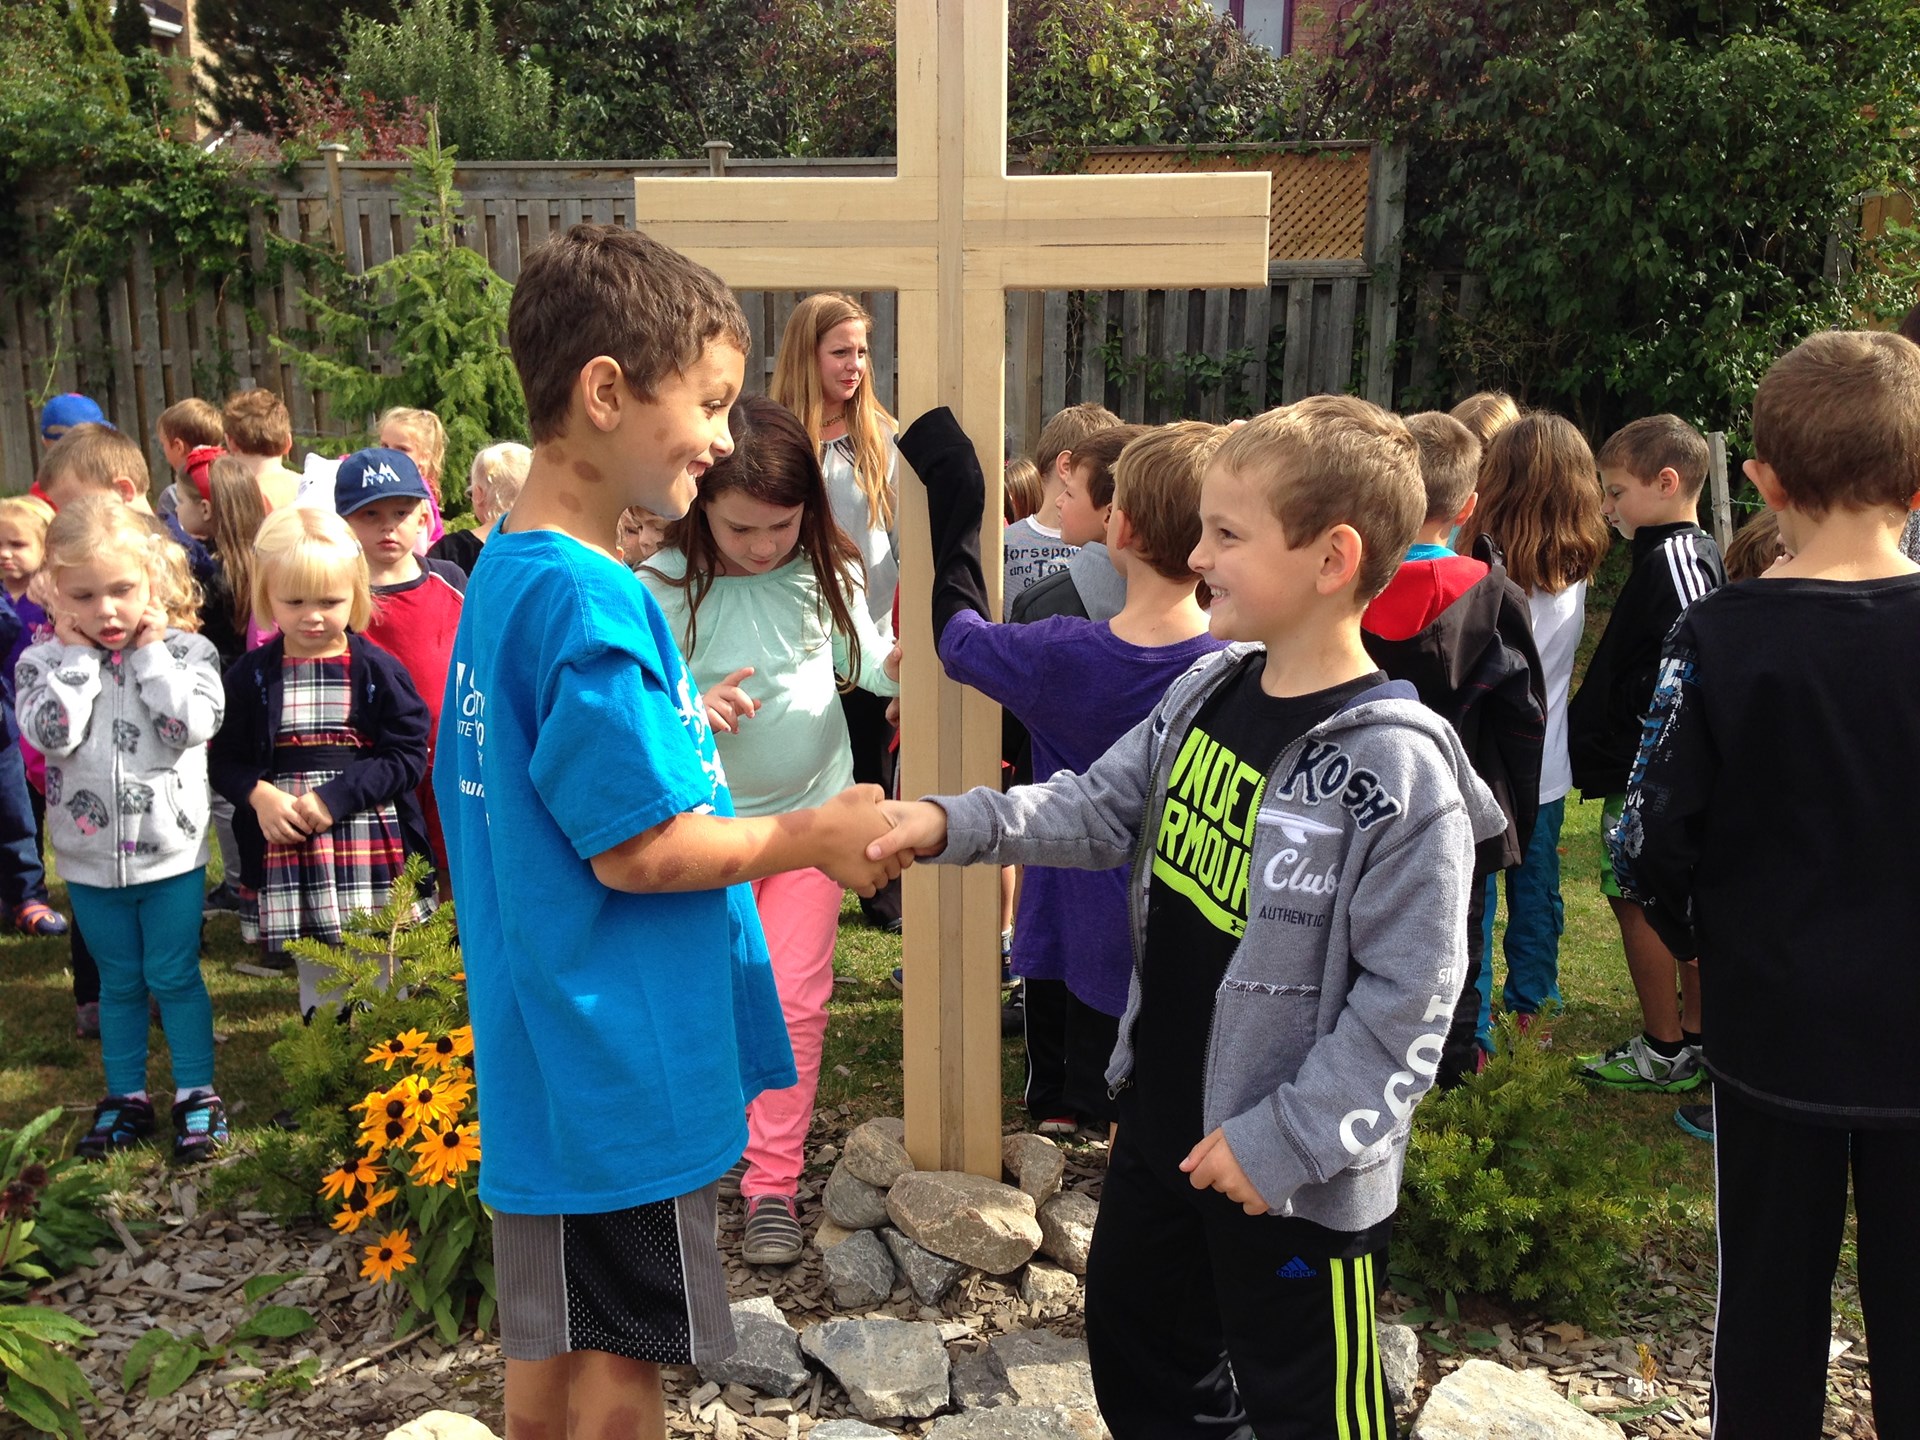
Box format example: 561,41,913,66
823,1160,893,1230
1019,1262,1080,1313
1001,1134,1066,1205
1411,1359,1625,1440
989,1329,1096,1410
1035,1191,1098,1275
888,1171,1043,1275
823,1227,899,1310
1378,1322,1420,1412
844,1118,916,1188
883,1226,967,1305
808,1424,896,1440
814,1216,857,1251
928,1408,1101,1440
951,1347,1018,1410
694,1296,810,1397
798,1317,952,1422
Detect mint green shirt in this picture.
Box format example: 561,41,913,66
640,553,898,818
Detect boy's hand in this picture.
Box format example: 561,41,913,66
250,781,312,846
291,791,335,834
1181,1129,1270,1215
702,666,759,734
865,799,950,861
811,784,915,896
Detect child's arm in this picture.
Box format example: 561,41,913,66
13,639,102,758
1611,618,1713,961
868,705,1162,872
130,628,225,747
1212,774,1486,1214
834,577,900,700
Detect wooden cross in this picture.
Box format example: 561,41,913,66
635,0,1269,1178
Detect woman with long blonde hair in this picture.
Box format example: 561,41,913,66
770,292,903,928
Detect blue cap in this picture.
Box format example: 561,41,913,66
39,394,108,441
335,447,431,516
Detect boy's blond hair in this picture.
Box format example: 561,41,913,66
156,398,224,449
379,407,448,483
1111,421,1224,582
1449,391,1520,449
250,505,373,633
1751,330,1920,518
508,224,750,446
1213,396,1424,603
37,424,150,497
1596,414,1709,498
33,495,200,630
222,388,293,457
1402,412,1482,523
1034,402,1122,478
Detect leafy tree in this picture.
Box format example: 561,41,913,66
342,0,567,161
1324,0,1920,437
195,0,396,132
278,116,527,514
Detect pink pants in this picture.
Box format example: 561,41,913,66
741,866,843,1199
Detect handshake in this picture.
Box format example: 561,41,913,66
810,785,952,897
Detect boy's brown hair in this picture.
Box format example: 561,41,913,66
1214,395,1424,603
1111,421,1224,582
1595,414,1710,497
1071,422,1152,509
1003,457,1042,523
1723,508,1786,580
1402,411,1481,522
1751,330,1920,518
156,398,224,449
222,388,293,457
37,424,150,496
1034,402,1123,479
1449,391,1520,449
507,224,751,445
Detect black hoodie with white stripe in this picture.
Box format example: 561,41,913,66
1568,521,1724,798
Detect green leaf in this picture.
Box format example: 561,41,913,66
232,1306,316,1343
146,1341,210,1400
241,1272,305,1307
3,1373,76,1438
0,1309,94,1347
430,1293,458,1344
120,1327,172,1392
1465,1330,1502,1350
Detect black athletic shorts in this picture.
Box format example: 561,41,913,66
492,1182,736,1366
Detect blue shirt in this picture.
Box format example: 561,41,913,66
435,528,794,1214
1405,542,1456,562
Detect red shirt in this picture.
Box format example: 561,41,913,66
364,560,465,884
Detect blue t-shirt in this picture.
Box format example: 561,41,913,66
434,528,795,1214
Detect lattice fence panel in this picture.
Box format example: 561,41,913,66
1081,147,1371,262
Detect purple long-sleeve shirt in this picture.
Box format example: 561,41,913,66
938,610,1222,1015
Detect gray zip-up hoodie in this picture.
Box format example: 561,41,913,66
932,645,1506,1232
16,633,225,889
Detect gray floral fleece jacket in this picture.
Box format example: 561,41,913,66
931,645,1506,1232
16,633,225,890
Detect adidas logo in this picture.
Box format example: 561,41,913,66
1276,1256,1318,1280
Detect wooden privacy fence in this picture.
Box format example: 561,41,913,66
1,145,1404,489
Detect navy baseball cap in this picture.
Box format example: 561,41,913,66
39,393,108,441
335,447,432,517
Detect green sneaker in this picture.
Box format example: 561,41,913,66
1578,1033,1704,1093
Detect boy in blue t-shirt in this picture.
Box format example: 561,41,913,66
434,224,909,1435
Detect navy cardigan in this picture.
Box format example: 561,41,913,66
208,633,432,891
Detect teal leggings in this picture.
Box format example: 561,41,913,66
68,868,212,1098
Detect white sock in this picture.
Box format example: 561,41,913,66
175,1086,214,1105
125,1089,149,1103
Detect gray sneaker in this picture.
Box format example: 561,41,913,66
1578,1033,1704,1093
717,1156,748,1200
742,1194,804,1266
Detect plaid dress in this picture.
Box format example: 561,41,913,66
252,654,411,949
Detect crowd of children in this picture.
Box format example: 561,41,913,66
12,223,1916,1438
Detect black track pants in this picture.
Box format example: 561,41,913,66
1085,1108,1397,1440
1711,1087,1920,1439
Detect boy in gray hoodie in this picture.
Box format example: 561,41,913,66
872,397,1504,1438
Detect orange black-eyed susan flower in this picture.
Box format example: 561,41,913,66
410,1122,481,1187
319,1154,383,1202
360,1227,415,1284
401,1073,472,1133
331,1199,372,1234
355,1083,422,1158
365,1029,429,1071
415,1025,475,1071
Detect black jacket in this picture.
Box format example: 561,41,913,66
1361,537,1546,874
1613,575,1920,1125
209,634,432,889
1567,522,1723,797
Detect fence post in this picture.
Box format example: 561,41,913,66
1363,142,1406,408
320,143,349,255
1707,431,1733,550
705,140,733,177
